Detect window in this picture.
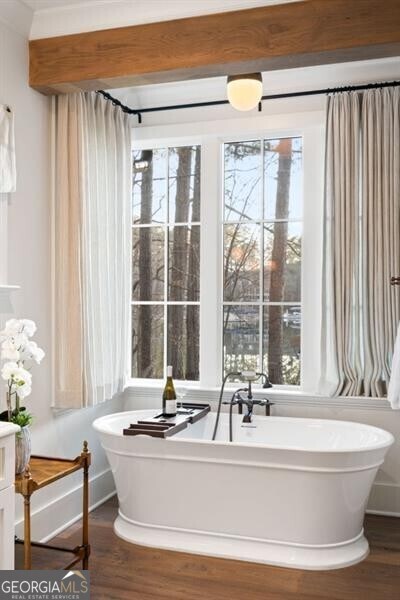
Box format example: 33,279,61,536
131,145,201,380
131,116,322,389
223,138,302,385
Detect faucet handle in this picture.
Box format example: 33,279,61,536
263,380,273,389
252,398,274,407
222,399,240,405
260,398,274,416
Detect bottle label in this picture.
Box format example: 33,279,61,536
164,399,177,415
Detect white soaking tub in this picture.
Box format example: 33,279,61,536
93,410,393,570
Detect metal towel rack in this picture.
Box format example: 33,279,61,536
390,277,400,286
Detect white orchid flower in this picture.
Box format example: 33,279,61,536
1,362,32,385
16,368,32,385
16,382,32,399
10,332,28,349
2,319,22,336
20,341,45,364
21,319,37,338
1,319,43,407
1,361,19,381
0,333,28,360
1,318,37,340
1,341,20,361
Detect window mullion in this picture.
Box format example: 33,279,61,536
199,138,221,387
164,149,170,380
259,140,265,373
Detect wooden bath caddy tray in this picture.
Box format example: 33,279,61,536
123,403,210,438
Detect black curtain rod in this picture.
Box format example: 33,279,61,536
97,80,400,124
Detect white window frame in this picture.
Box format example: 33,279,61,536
130,111,325,393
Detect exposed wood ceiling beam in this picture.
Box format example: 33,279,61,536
29,0,400,95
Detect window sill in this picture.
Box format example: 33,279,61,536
124,380,393,411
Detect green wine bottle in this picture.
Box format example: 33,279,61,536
162,365,177,417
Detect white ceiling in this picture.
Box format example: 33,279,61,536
25,0,299,39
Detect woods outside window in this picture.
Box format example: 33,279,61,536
132,146,200,381
130,116,323,390
223,138,302,385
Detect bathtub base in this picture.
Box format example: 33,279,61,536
114,512,369,571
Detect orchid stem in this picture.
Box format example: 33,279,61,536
7,383,12,422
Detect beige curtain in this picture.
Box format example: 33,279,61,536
52,93,131,408
320,87,400,397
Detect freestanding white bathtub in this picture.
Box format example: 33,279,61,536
93,409,393,570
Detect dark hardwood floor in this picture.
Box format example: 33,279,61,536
15,496,400,599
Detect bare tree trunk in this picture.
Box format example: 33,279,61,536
138,150,153,377
185,147,200,379
267,139,292,383
169,147,192,378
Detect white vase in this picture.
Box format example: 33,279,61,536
15,426,31,475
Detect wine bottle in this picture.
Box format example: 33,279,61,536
162,365,177,417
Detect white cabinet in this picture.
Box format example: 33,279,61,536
0,423,19,570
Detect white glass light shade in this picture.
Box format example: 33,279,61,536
227,73,263,111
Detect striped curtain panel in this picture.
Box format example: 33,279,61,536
320,87,400,397
51,93,131,408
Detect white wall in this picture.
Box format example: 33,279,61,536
0,2,120,542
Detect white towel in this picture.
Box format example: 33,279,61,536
388,323,400,409
0,105,16,193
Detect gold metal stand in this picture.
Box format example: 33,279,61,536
15,441,91,570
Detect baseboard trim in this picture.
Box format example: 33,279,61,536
40,489,117,544
15,468,116,543
367,481,400,517
366,508,400,518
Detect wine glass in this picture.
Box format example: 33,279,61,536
175,386,188,413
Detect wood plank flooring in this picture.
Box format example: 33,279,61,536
15,497,400,600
